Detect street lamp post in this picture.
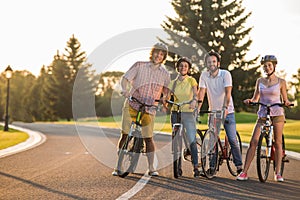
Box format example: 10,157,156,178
4,65,13,131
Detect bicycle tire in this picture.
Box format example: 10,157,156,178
227,131,242,176
257,131,271,182
118,130,143,178
273,134,285,176
196,129,203,168
173,128,183,178
201,129,218,179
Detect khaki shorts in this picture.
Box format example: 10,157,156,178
257,115,285,124
121,101,155,138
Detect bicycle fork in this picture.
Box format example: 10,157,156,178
262,125,273,158
172,124,183,157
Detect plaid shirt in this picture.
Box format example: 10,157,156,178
124,61,170,115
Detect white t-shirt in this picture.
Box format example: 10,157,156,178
199,69,235,113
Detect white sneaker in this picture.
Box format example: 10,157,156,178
274,174,284,182
148,171,159,176
112,169,119,176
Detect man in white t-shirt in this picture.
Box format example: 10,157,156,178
198,50,243,174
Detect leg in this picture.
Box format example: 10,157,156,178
273,121,284,175
141,112,157,174
113,102,135,175
223,113,242,168
118,101,133,149
144,137,156,171
182,113,198,169
242,123,261,173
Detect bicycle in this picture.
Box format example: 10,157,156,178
166,99,203,178
117,96,159,178
249,102,293,182
200,110,242,179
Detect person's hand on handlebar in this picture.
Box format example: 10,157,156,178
161,97,169,113
189,99,197,110
243,98,253,105
283,99,293,107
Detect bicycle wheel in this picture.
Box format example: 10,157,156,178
201,129,218,179
117,130,143,178
227,131,242,176
257,132,271,182
173,128,183,178
273,134,285,176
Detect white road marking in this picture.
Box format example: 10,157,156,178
116,155,158,199
116,171,151,200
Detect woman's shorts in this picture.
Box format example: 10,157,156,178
257,115,285,124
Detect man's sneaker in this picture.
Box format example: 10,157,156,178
193,169,200,178
199,169,206,177
112,169,119,176
148,171,159,176
236,172,248,180
275,174,284,182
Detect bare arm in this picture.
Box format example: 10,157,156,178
223,86,232,108
280,78,292,106
197,87,206,110
244,78,260,104
189,85,198,109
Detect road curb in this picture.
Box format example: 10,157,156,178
0,124,47,158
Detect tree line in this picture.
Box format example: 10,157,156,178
1,0,299,122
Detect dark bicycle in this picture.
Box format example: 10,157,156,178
117,96,159,178
249,102,293,182
166,99,203,178
200,110,242,179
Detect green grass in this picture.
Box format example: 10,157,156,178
2,112,300,153
96,112,300,153
0,126,29,150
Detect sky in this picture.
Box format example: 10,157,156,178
1,0,300,81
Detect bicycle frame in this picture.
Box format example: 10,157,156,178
250,102,293,182
166,99,202,178
117,96,159,178
200,110,242,178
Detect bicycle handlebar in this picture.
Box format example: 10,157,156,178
128,96,160,109
249,102,294,108
198,110,223,114
166,99,193,107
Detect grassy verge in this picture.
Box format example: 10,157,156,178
0,126,29,150
2,112,299,153
95,112,300,153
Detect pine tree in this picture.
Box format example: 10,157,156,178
41,52,68,120
287,69,300,119
162,0,261,110
40,35,98,121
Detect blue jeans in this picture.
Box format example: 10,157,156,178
223,113,243,167
171,112,198,167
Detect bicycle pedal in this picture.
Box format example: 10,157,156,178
282,158,289,163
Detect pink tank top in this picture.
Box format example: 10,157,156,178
257,81,284,117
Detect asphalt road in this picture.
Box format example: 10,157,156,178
0,122,300,200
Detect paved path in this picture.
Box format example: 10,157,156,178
1,122,300,200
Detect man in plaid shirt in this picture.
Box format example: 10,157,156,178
113,43,170,176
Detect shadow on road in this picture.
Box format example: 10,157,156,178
0,171,87,200
123,173,300,200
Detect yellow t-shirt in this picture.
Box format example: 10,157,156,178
168,76,198,112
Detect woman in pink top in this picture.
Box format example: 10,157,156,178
237,55,292,182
